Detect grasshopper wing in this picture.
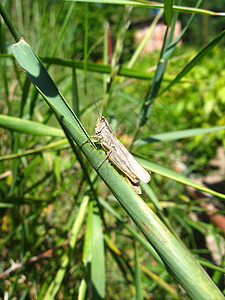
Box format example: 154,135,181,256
102,141,140,184
113,138,151,183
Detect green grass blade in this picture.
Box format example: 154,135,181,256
134,238,143,300
164,0,173,26
78,279,87,300
160,29,225,95
83,2,88,98
0,2,20,42
0,114,65,137
0,57,10,111
127,9,163,69
135,125,225,145
0,139,68,162
91,201,106,298
78,200,93,299
11,38,224,299
50,2,76,58
72,64,80,117
137,158,225,200
42,57,157,80
137,0,203,127
105,6,133,109
141,183,162,211
140,266,179,299
197,259,225,274
11,39,88,138
43,254,69,300
2,53,190,82
71,0,225,16
103,21,109,97
0,202,14,208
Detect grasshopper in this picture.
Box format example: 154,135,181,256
81,100,151,194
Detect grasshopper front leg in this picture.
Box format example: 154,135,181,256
80,136,110,169
80,135,101,147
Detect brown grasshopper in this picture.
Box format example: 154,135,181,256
81,100,151,194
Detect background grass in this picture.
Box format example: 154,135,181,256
0,1,225,299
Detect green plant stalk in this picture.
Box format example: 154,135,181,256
72,64,79,117
0,2,20,42
91,200,106,298
127,9,163,69
135,125,225,145
137,0,203,128
103,21,109,97
71,0,225,16
83,2,88,99
138,159,225,200
11,39,224,300
0,139,68,162
1,53,189,82
164,0,173,26
105,6,132,109
134,234,143,300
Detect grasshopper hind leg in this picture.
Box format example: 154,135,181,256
97,150,112,169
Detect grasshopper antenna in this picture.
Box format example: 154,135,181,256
92,94,101,117
100,101,103,117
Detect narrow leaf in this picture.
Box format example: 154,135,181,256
137,158,225,200
164,0,173,26
91,201,105,298
135,125,225,145
0,139,68,162
160,29,225,95
0,114,65,137
71,0,225,16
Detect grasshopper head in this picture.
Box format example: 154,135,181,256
95,116,107,136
